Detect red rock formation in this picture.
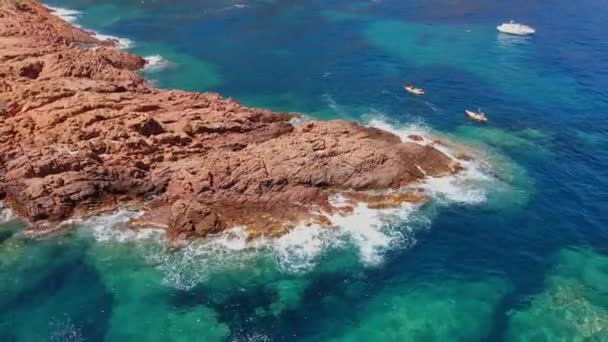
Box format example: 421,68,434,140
0,0,463,242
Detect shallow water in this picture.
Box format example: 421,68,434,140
2,0,608,340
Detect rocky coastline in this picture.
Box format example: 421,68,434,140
0,0,465,243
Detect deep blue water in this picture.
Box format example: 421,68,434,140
1,0,608,341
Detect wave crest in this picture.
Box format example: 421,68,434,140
45,4,133,49
45,5,81,23
143,55,170,72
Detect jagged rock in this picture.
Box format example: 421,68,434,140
168,200,224,241
0,0,464,241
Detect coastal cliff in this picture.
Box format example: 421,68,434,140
0,0,463,242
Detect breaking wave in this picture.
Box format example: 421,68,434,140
275,195,423,271
0,202,14,224
83,210,162,243
44,4,133,49
74,117,503,290
143,55,170,72
367,117,493,204
44,5,81,23
81,203,424,290
91,32,134,50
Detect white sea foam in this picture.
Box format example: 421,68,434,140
143,55,170,72
272,225,339,272
366,117,492,205
78,210,163,243
261,113,497,270
216,3,249,12
151,227,269,290
0,202,15,223
44,4,134,49
74,115,496,289
45,5,82,23
366,116,431,143
272,195,421,270
92,32,134,49
78,197,425,290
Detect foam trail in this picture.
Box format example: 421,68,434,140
322,93,338,110
322,93,352,117
424,101,439,112
216,3,249,12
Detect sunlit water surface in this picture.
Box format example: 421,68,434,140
1,0,608,340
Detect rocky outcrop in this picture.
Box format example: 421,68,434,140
0,0,463,242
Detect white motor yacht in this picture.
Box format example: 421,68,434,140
497,20,535,36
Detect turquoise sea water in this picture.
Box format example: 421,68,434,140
2,0,608,340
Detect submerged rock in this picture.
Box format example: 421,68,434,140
506,248,608,341
0,0,463,242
